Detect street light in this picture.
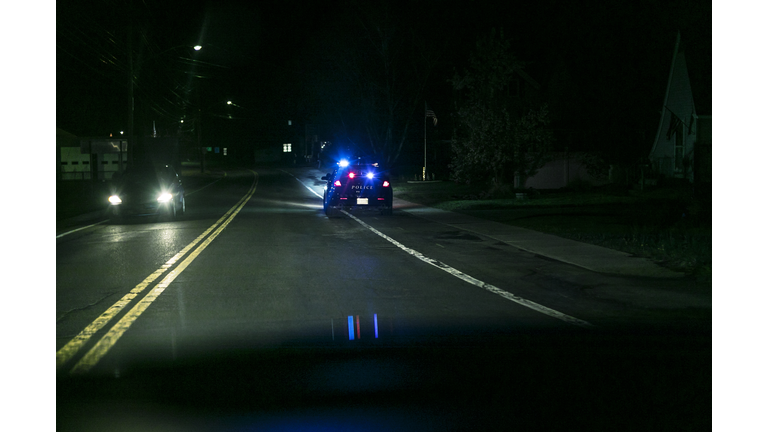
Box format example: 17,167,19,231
197,99,241,173
127,41,203,166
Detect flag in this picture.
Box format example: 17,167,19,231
425,104,437,126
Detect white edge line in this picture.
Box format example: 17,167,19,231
343,211,594,328
56,220,108,239
282,170,324,199
55,177,224,239
57,177,257,369
287,171,594,328
185,176,223,196
64,172,259,373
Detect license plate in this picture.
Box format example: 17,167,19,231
356,198,368,205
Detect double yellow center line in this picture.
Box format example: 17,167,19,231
57,171,258,374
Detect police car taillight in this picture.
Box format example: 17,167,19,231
348,172,356,179
334,180,342,186
383,181,390,187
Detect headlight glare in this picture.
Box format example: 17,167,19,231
157,192,173,203
108,195,122,205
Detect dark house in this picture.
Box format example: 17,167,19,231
648,32,711,186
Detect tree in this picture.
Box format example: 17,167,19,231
510,104,555,188
449,29,554,188
307,0,443,167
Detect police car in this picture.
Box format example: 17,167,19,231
321,159,393,217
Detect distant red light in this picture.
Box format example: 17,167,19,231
382,181,390,187
334,180,341,186
348,172,356,179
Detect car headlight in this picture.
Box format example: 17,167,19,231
108,195,122,205
157,192,173,203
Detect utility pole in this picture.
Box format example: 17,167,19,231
127,24,134,167
424,102,437,181
199,105,205,173
423,101,427,181
198,84,206,174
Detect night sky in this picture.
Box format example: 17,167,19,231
55,0,711,166
19,3,766,424
11,2,768,423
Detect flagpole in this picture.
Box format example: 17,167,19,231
424,101,427,181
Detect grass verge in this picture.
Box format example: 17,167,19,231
395,181,712,281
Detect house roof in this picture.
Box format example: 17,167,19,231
56,128,79,148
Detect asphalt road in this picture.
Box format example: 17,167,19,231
56,167,711,431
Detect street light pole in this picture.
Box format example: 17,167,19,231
424,102,427,181
126,37,203,170
199,108,205,173
197,99,241,173
198,90,205,173
127,24,135,168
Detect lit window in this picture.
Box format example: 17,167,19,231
283,143,292,153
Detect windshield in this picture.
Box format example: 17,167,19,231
54,1,713,430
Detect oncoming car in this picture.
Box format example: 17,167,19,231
107,164,186,220
322,159,393,217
